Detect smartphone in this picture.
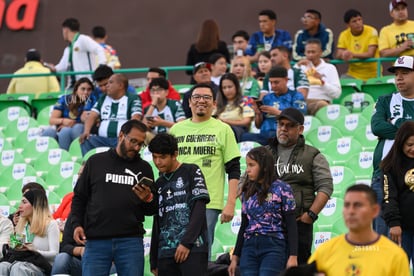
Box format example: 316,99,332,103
255,100,263,108
138,177,153,188
145,116,154,121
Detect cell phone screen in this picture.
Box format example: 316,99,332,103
255,100,263,107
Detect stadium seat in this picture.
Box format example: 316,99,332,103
0,137,13,152
303,115,322,137
32,148,73,176
323,138,363,165
0,149,26,168
0,93,34,115
47,190,62,213
238,141,261,158
354,125,378,151
360,103,375,121
330,166,356,199
2,116,39,140
13,127,43,151
44,161,81,191
215,211,241,250
340,92,375,113
0,163,38,193
54,175,78,198
312,230,339,252
0,193,11,217
333,113,369,137
36,105,54,129
68,138,82,163
173,84,193,97
0,106,30,125
315,104,350,125
346,151,374,183
31,91,62,116
334,78,364,104
306,125,343,152
82,147,111,162
6,177,47,208
21,136,60,163
361,77,396,101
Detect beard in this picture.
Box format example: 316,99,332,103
119,140,139,161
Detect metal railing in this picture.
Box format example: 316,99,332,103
0,57,397,92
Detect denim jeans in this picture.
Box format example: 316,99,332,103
51,252,82,276
57,124,84,150
402,229,414,266
82,237,144,276
371,176,389,236
206,209,220,261
80,135,118,156
239,234,287,276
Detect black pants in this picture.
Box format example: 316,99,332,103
297,221,313,265
158,252,208,276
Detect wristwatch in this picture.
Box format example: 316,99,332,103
307,210,318,222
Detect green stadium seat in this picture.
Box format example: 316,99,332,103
324,138,363,165
2,116,39,141
312,230,339,252
0,149,26,168
306,126,343,152
346,151,374,183
68,138,82,163
340,92,375,113
303,115,322,137
21,136,60,163
330,166,356,198
82,147,111,163
361,77,396,101
238,141,261,158
315,104,350,125
354,125,378,151
36,105,54,128
360,103,375,121
0,93,34,115
0,193,12,217
47,190,62,213
44,161,81,191
13,127,43,151
6,177,47,208
31,91,62,116
54,175,78,198
334,78,364,104
173,84,193,97
0,137,13,152
32,148,73,176
333,113,369,137
215,211,241,250
0,163,37,193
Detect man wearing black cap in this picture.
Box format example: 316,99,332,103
241,66,306,145
181,62,219,118
266,107,333,265
379,0,414,57
7,49,60,97
371,55,414,237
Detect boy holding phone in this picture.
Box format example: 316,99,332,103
148,133,210,276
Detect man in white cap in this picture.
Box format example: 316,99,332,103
371,55,414,236
379,0,414,57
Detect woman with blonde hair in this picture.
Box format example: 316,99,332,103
186,19,230,82
230,55,261,99
0,189,59,275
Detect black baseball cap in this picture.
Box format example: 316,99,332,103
276,107,304,125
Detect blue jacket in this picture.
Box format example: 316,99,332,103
246,30,292,56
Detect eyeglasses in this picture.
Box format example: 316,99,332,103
125,135,145,148
277,121,299,129
301,15,317,21
191,94,213,101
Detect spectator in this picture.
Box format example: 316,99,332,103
170,83,241,260
241,67,306,145
79,73,142,156
139,67,181,110
336,9,380,81
308,184,409,275
292,9,334,61
245,9,292,63
228,146,297,276
295,38,341,115
143,77,185,135
256,51,272,87
49,18,106,88
231,30,250,57
0,189,60,275
7,49,60,97
209,53,228,86
0,215,13,258
186,19,230,83
379,0,414,57
181,62,219,118
72,120,157,276
148,133,210,276
92,25,121,69
371,56,414,236
230,55,261,99
91,65,136,100
264,46,309,98
266,107,333,264
215,73,254,142
382,121,414,265
42,77,95,150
